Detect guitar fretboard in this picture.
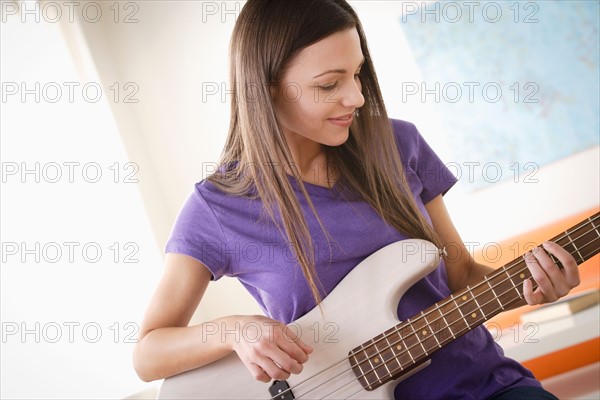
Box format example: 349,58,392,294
349,212,600,391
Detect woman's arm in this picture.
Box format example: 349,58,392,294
424,195,580,305
132,253,312,382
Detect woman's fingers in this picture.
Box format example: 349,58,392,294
522,277,544,305
279,325,312,363
522,241,581,305
257,353,293,380
247,362,272,383
233,315,312,382
264,345,303,376
541,241,580,287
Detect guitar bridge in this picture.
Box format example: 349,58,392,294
269,380,295,399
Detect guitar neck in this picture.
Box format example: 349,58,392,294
350,211,600,391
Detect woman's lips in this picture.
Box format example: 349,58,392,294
328,113,354,126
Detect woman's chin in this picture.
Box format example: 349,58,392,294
323,130,350,147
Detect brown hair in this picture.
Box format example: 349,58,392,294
208,0,440,306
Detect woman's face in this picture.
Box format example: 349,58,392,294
272,28,365,152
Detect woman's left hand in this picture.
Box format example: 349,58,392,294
522,241,581,305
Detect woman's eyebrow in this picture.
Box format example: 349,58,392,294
312,57,365,78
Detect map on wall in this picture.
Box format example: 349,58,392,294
400,1,599,190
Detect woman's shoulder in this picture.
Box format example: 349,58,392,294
172,180,222,222
191,178,240,205
388,117,423,164
389,117,417,132
388,118,420,142
193,178,221,197
190,175,259,211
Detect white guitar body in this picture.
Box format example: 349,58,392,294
158,239,442,399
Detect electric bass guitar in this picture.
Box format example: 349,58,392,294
158,212,600,399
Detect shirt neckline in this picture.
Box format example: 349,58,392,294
288,175,339,198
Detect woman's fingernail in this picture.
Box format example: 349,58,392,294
531,246,539,254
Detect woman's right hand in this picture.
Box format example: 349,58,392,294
230,315,313,382
134,254,313,383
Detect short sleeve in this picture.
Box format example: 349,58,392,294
165,182,231,280
391,119,458,204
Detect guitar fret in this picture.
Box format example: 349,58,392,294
384,326,412,376
396,324,421,363
351,352,369,389
451,296,470,331
591,216,600,237
504,265,523,298
371,338,392,378
469,287,487,319
456,291,484,327
421,311,442,348
425,307,452,345
436,304,456,339
370,365,382,385
383,333,402,374
578,220,600,260
440,317,455,339
405,340,416,363
476,281,502,322
363,343,382,384
587,217,600,260
488,266,524,310
566,229,585,263
485,276,504,310
407,320,429,356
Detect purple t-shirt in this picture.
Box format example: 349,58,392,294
165,119,540,399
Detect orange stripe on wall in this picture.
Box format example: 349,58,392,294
522,337,600,380
475,208,600,331
473,208,600,379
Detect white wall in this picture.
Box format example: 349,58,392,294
1,4,162,398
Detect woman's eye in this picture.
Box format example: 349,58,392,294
320,83,338,91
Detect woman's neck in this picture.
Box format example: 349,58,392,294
281,138,337,189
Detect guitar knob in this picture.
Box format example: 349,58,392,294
439,247,448,258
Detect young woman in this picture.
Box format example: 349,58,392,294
133,1,581,398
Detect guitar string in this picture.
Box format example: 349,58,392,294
294,234,600,400
277,220,600,399
294,284,531,400
292,252,547,400
301,369,361,399
274,358,354,399
343,383,374,400
272,216,600,399
285,226,600,399
337,276,544,400
344,233,600,389
345,219,600,376
337,217,600,400
303,376,375,400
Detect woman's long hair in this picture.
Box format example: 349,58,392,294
208,0,440,306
